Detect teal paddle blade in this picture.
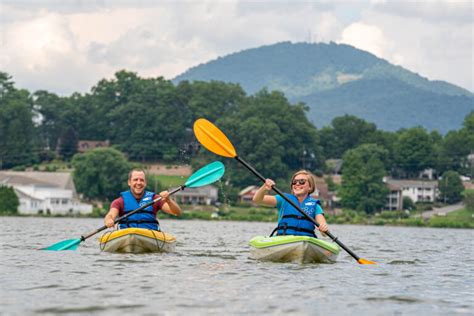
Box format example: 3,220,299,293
185,161,225,188
41,238,82,251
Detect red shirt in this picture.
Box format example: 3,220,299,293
111,194,165,217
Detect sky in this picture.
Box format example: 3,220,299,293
1,0,473,96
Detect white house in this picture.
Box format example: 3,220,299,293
173,185,218,205
384,178,438,210
0,171,92,215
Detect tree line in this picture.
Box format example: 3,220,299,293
1,70,473,213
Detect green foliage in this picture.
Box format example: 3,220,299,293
438,171,464,203
436,129,473,176
0,186,19,214
0,72,39,169
428,208,474,228
215,89,324,188
325,175,338,191
147,175,187,190
72,148,131,201
339,144,389,214
176,80,246,123
402,196,415,211
320,115,378,158
463,190,474,212
393,127,434,178
57,126,78,160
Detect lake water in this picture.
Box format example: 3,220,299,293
1,217,473,315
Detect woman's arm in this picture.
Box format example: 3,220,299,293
252,179,277,207
315,214,328,232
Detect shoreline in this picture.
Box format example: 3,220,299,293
3,207,473,229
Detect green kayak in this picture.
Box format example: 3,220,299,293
249,235,340,264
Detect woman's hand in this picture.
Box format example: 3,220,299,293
263,179,275,191
317,221,328,233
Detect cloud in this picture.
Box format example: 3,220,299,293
372,0,473,24
0,0,472,95
338,22,400,62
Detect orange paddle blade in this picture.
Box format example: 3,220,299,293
193,118,237,158
358,258,376,265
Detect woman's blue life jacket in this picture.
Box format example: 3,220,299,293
118,190,160,230
274,193,323,237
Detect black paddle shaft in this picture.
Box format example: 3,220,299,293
235,156,362,261
80,185,185,241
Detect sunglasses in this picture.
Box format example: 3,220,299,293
292,179,307,186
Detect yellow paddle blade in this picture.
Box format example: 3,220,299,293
358,258,376,265
193,118,237,158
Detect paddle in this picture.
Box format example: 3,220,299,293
193,118,375,265
41,161,225,251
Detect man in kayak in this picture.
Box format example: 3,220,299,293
104,168,182,230
252,170,328,237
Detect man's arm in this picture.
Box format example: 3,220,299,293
158,191,182,216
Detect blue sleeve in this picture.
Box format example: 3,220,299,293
315,203,324,215
275,195,283,209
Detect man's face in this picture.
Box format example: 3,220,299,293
128,171,146,197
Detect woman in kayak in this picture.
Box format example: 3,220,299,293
104,168,182,230
252,170,328,237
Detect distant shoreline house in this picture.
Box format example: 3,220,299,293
77,140,110,153
384,178,438,210
0,171,92,215
174,185,219,205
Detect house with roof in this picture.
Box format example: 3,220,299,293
0,171,92,215
384,178,438,210
77,140,110,153
173,185,219,205
239,185,259,204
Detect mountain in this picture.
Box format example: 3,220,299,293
173,42,473,133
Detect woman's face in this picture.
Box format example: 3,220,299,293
291,174,311,196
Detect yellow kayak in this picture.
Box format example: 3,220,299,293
99,228,176,253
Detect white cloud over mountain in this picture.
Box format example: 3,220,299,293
1,0,472,95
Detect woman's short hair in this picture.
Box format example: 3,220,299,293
290,170,316,194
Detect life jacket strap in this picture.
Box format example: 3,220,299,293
274,223,316,238
119,218,160,229
281,214,313,223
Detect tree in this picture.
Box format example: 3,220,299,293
393,127,434,178
320,115,378,158
57,126,78,160
339,144,389,214
0,186,19,214
402,196,415,211
33,90,72,152
462,190,474,212
72,148,131,201
106,73,187,161
212,89,324,187
438,171,464,204
0,72,38,169
176,80,246,124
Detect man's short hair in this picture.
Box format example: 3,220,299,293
128,168,146,180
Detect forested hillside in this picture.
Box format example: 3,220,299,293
173,42,473,133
